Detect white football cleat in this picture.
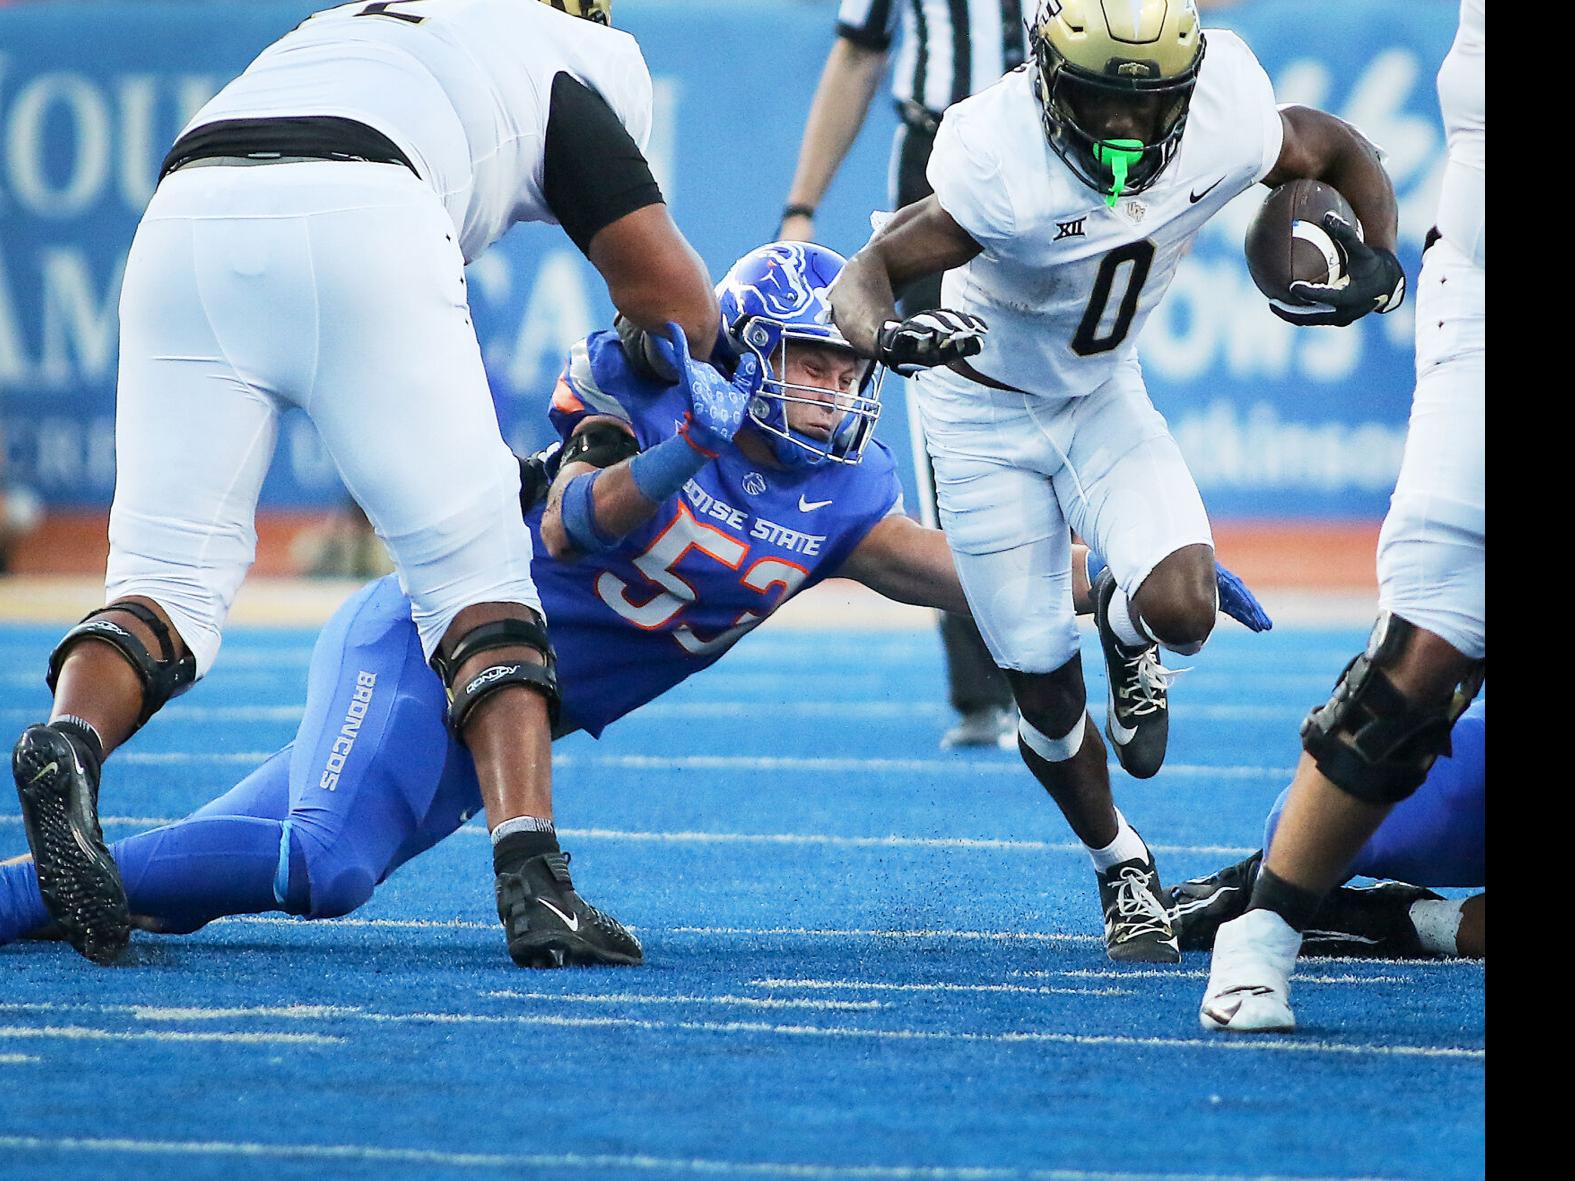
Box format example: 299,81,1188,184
1200,907,1301,1033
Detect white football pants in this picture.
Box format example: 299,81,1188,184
914,359,1212,673
1376,236,1485,660
108,161,539,676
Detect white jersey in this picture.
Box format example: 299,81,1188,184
181,0,654,262
1435,0,1484,269
927,30,1282,398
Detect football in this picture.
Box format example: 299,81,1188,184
1243,179,1362,305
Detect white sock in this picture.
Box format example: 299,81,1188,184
1409,898,1464,956
1106,588,1151,649
1086,809,1149,871
490,815,555,845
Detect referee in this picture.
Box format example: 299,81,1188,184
778,0,1029,750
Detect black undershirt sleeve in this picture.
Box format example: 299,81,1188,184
543,72,665,255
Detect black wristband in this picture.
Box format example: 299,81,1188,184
781,203,816,222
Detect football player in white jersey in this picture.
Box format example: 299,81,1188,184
9,0,750,968
830,0,1406,962
1201,0,1484,1034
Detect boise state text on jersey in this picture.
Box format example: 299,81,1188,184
532,330,904,736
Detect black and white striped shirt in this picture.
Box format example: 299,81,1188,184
837,0,1031,116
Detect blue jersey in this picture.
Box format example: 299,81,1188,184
533,330,903,737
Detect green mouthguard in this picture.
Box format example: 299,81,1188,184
1093,139,1145,207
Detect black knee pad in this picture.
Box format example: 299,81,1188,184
45,602,197,733
1300,612,1484,806
430,611,561,735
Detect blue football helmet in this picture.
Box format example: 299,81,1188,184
716,242,883,468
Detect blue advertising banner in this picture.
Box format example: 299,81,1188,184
0,0,1458,519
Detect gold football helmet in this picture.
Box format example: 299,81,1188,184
541,0,612,26
1029,0,1205,204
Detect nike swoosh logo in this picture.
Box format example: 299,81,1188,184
1189,177,1225,203
29,761,58,785
536,897,580,932
1106,690,1138,744
799,495,834,512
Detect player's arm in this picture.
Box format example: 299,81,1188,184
1261,105,1404,324
829,196,988,371
541,327,763,561
839,523,1094,617
1265,106,1397,250
544,73,719,359
778,35,891,242
837,514,971,615
539,417,650,561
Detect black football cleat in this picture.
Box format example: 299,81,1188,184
1092,570,1176,779
1097,850,1181,964
1301,880,1446,959
496,851,643,968
11,724,129,965
1168,850,1263,952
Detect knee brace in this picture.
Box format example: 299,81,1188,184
429,612,560,735
45,602,197,733
1300,612,1484,806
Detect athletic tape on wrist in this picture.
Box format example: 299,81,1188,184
629,432,711,504
560,470,619,554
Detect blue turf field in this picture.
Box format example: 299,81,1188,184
0,620,1484,1181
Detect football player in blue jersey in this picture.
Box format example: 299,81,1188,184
0,243,1269,969
1169,699,1484,960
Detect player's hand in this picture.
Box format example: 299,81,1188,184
614,312,680,384
1216,561,1272,633
876,309,988,376
1274,212,1405,328
648,321,762,453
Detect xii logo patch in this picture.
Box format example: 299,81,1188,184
1054,218,1086,241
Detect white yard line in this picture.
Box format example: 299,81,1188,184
0,814,1256,858
748,979,1135,998
0,1134,1409,1181
1007,970,1417,985
0,1024,341,1046
484,990,883,1012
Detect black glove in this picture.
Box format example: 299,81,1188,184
614,312,681,383
1272,212,1406,328
876,309,988,376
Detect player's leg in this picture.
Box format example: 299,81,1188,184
921,369,1177,962
0,751,293,946
1202,239,1484,1032
295,174,635,966
9,178,301,964
1174,703,1485,958
0,578,466,947
1055,365,1216,779
889,120,1015,751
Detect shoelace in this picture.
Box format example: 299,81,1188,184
1112,866,1171,938
1116,649,1186,717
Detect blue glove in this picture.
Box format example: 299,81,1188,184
1215,561,1272,633
1084,547,1271,632
646,321,762,454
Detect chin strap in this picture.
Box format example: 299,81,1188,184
1094,139,1145,207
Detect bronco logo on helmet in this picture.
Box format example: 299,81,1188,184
716,243,884,470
